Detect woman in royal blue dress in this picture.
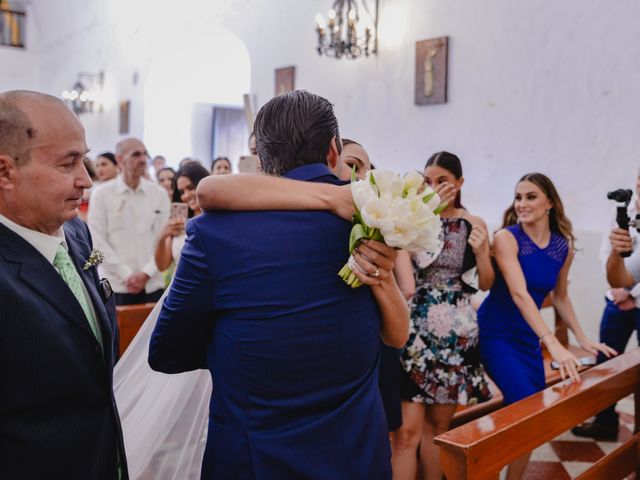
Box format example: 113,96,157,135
478,172,617,480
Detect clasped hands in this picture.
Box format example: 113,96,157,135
125,272,150,294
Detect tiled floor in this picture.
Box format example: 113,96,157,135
502,396,637,479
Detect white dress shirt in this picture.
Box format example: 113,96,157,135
0,213,97,319
88,175,170,294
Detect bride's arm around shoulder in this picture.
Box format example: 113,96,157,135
351,240,410,348
196,174,354,220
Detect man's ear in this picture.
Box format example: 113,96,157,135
327,137,340,170
0,155,17,190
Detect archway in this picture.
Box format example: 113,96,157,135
143,28,251,167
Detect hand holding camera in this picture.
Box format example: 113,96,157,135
609,227,633,256
607,189,638,257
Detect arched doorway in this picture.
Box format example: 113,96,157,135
143,28,251,168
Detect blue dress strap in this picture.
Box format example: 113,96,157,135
504,224,533,255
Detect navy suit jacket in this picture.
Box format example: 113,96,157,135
0,217,128,479
150,164,391,480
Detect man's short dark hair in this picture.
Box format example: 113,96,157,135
253,90,341,176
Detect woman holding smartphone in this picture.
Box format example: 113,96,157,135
155,162,210,273
477,172,616,480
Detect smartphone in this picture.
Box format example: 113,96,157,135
238,154,259,174
550,356,596,370
170,202,189,221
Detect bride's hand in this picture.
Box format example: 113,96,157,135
350,240,397,286
331,184,356,221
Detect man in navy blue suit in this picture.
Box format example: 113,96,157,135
0,91,127,479
149,90,401,479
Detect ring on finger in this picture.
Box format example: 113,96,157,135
370,267,381,278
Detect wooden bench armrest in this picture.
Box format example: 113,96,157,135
436,348,640,480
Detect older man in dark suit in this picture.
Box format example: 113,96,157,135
0,90,127,479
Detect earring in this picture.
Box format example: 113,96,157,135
546,209,551,215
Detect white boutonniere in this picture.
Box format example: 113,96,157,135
83,248,104,270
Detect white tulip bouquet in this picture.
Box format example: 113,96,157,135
338,169,447,288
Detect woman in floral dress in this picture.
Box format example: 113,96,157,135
392,152,495,480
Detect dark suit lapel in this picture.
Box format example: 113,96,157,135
0,223,97,343
64,223,114,358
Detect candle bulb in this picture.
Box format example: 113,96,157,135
328,8,336,27
348,9,356,27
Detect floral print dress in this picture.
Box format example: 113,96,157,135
401,217,492,405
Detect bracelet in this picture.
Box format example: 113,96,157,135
538,331,553,345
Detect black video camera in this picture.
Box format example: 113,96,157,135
607,188,639,257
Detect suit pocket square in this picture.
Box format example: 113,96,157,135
99,278,113,303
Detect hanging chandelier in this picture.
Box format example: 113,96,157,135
315,0,378,59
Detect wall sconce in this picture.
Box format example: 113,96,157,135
62,71,104,114
315,0,378,59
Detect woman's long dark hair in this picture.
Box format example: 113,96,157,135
172,162,210,217
425,151,463,209
502,172,576,246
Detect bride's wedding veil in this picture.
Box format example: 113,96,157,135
113,292,212,479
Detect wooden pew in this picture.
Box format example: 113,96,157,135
115,302,156,358
435,348,640,480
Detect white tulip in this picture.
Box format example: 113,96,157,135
351,180,377,211
370,170,403,197
402,170,424,195
360,197,394,231
381,219,420,248
406,217,442,253
388,196,412,219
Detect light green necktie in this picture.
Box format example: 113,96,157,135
53,243,103,347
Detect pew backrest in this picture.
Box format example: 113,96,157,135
115,303,156,357
435,348,640,480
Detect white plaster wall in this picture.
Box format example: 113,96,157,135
26,0,249,163
15,0,640,340
223,0,640,341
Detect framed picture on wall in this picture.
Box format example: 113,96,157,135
119,100,130,134
415,36,449,106
275,66,295,96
